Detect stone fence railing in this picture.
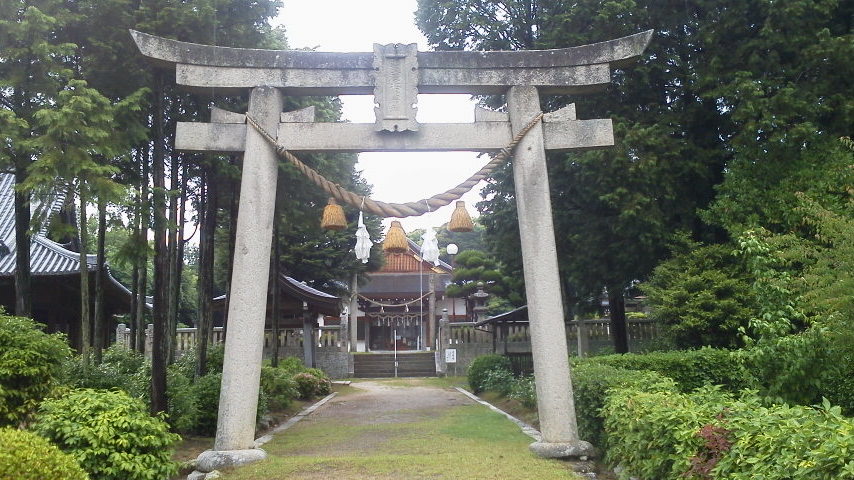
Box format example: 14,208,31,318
115,323,346,359
445,317,660,373
449,317,658,347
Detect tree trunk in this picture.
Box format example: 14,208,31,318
166,152,180,363
150,73,169,415
135,148,150,353
174,159,187,339
78,190,91,361
129,152,141,351
608,287,629,354
93,198,107,363
270,213,280,367
196,172,217,378
222,157,240,338
14,163,32,319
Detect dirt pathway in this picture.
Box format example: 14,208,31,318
221,378,582,480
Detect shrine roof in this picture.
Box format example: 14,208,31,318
0,173,99,276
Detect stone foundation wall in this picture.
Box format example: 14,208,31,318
265,347,350,379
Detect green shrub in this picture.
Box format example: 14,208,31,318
275,356,306,374
305,368,332,396
0,314,73,426
572,363,678,448
480,368,515,396
821,331,854,415
34,389,179,480
467,354,512,393
173,343,226,378
580,347,755,392
192,372,222,436
293,372,330,399
713,398,854,479
260,366,298,411
101,344,145,373
603,386,730,479
642,241,755,349
59,348,148,399
0,427,89,480
205,343,225,373
508,375,537,409
166,365,199,433
603,387,854,480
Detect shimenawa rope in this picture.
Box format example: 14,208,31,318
245,112,544,218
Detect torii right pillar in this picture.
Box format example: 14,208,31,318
509,85,594,459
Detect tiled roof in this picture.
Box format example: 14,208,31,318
0,173,98,276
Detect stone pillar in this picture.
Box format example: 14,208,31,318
144,323,153,361
507,86,592,459
302,309,315,368
213,86,284,454
437,309,449,375
427,273,436,349
349,274,359,353
577,316,589,357
116,323,126,348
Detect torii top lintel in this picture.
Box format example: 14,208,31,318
130,29,652,96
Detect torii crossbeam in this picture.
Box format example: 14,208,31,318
132,29,652,472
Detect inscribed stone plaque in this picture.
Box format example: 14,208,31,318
373,43,419,132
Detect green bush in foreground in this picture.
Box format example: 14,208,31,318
604,386,854,480
0,314,72,426
0,427,89,480
34,389,179,480
293,371,331,400
480,368,515,397
579,347,755,392
467,354,512,393
261,366,299,410
572,363,678,448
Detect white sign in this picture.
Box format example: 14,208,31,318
445,349,457,364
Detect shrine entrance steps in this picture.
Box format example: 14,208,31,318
353,352,436,378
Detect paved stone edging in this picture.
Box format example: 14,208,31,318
254,392,338,447
454,387,542,442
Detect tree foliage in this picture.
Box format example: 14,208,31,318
643,239,754,349
0,313,72,426
417,0,853,352
445,249,523,314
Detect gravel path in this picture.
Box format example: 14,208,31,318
315,380,476,425
222,379,583,480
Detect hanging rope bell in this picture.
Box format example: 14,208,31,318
382,220,408,253
320,197,347,230
448,201,474,232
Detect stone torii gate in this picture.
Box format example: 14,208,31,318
132,29,651,470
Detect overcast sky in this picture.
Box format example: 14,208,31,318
274,0,487,235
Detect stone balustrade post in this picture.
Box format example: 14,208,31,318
144,324,153,361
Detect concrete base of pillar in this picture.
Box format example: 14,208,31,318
187,470,222,480
529,440,597,460
195,448,267,473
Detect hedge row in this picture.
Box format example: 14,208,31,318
574,347,755,393
604,387,854,480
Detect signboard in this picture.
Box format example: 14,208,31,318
445,348,457,364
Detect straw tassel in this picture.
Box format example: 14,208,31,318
320,198,347,230
448,201,474,232
382,220,408,253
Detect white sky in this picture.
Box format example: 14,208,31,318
274,0,487,234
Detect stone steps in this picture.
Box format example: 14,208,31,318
353,352,436,378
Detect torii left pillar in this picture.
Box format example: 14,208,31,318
199,87,283,469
